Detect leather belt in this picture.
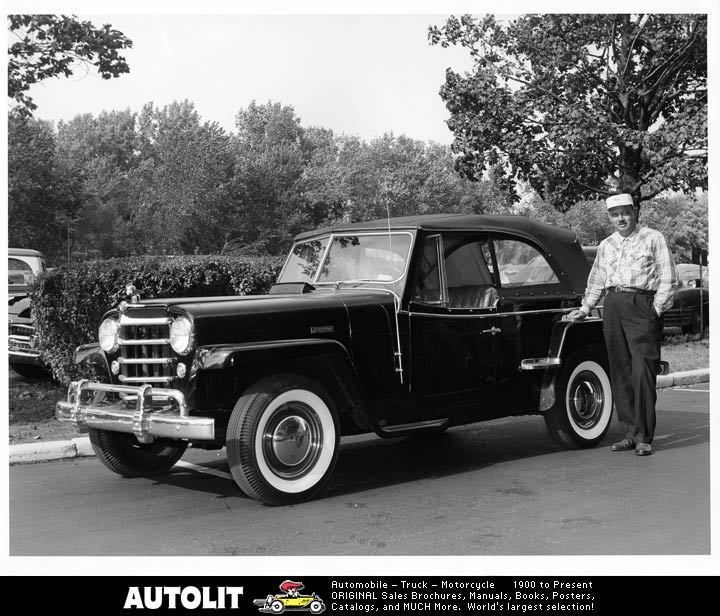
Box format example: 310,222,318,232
607,286,655,295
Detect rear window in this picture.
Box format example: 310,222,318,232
8,256,45,287
493,239,559,286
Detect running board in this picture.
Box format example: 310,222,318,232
375,418,450,437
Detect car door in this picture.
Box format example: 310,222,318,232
489,234,568,411
408,231,500,412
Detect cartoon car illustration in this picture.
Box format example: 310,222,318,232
253,580,325,614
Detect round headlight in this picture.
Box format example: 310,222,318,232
98,318,120,353
170,316,195,355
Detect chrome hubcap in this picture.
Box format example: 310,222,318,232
262,402,323,479
569,371,604,428
271,415,312,466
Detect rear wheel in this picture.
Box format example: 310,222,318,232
226,375,340,506
89,429,187,477
544,349,613,449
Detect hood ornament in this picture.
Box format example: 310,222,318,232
118,284,141,312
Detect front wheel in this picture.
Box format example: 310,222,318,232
226,375,340,506
89,429,187,477
544,349,613,449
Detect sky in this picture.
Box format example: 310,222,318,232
16,11,479,144
10,0,717,148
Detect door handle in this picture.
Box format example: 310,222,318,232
482,326,501,335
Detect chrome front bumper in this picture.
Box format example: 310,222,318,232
55,380,215,443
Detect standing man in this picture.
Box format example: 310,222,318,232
567,193,676,456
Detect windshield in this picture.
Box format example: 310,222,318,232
279,233,412,284
280,238,330,283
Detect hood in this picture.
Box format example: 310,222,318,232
116,288,397,347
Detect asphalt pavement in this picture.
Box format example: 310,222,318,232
8,368,709,465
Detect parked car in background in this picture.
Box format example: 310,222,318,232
58,214,616,505
8,248,47,378
582,247,709,334
665,263,709,334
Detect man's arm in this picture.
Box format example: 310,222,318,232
567,243,607,320
652,234,677,315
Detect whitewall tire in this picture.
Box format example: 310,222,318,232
226,375,340,505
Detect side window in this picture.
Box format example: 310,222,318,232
444,236,498,308
412,234,499,309
493,239,559,287
412,234,443,304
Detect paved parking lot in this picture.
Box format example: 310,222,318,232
9,383,709,558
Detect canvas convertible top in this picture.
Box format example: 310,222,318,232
294,214,589,294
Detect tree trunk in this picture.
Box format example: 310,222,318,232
617,145,643,209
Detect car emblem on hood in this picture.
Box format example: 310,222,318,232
119,284,141,312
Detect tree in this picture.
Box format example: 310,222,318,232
429,14,707,210
299,133,514,225
514,186,707,261
127,101,234,255
55,110,139,258
8,14,132,117
640,191,707,262
230,101,314,255
8,116,81,259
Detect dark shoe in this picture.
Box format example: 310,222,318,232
635,443,654,456
611,439,636,451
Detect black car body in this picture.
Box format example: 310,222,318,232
57,215,614,504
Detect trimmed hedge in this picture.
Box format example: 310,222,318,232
31,255,283,384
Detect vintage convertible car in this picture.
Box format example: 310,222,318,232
8,248,47,378
57,214,614,505
253,580,325,614
253,593,325,614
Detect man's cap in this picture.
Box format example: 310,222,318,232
605,193,634,209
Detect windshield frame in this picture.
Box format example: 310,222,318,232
279,230,416,287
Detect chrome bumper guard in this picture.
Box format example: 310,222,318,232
55,380,215,444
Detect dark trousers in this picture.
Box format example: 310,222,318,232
602,290,663,444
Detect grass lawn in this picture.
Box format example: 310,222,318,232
8,332,709,445
661,331,710,372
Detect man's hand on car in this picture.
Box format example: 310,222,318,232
564,308,588,321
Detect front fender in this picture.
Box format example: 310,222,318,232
195,339,371,432
73,342,111,378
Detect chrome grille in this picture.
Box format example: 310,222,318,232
9,323,34,337
119,315,174,384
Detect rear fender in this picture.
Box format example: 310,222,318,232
534,318,608,412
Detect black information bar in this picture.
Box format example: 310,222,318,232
8,576,714,614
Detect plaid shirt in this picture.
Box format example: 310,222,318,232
582,225,677,315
